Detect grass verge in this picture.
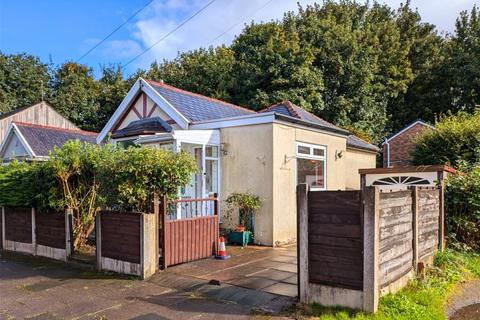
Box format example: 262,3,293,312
288,250,480,320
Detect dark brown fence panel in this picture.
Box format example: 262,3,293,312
307,191,363,290
4,207,32,244
164,215,219,267
101,211,141,264
418,189,440,259
36,211,66,249
378,191,413,288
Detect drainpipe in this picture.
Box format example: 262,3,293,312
384,138,390,168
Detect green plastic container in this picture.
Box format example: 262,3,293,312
228,230,253,246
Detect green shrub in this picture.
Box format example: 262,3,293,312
98,146,197,212
445,164,480,250
412,111,480,166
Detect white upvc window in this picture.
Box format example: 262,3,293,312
296,142,327,191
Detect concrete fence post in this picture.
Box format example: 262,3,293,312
140,213,157,279
363,186,380,313
411,187,419,270
96,213,102,271
297,183,309,303
437,172,445,251
1,206,4,250
65,209,73,258
31,207,36,256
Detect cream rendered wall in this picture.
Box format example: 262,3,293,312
117,94,180,130
345,148,377,189
271,123,348,245
219,123,274,246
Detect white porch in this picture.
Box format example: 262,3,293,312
135,130,220,202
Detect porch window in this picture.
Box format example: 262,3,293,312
205,146,219,195
296,142,326,191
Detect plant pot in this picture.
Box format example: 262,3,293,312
228,230,253,246
234,226,246,232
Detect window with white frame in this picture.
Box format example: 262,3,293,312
296,142,326,190
205,146,219,195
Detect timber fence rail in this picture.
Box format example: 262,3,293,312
297,185,444,313
0,206,72,261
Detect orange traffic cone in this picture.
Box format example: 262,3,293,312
215,236,230,260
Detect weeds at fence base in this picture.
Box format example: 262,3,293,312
286,250,480,320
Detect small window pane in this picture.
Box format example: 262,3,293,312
297,158,325,189
297,145,310,154
206,146,218,157
313,148,325,157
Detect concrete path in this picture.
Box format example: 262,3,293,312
167,245,298,297
446,279,480,320
0,251,295,320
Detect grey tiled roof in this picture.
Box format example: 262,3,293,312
147,80,255,122
259,101,344,132
346,135,379,152
112,117,171,139
15,122,97,157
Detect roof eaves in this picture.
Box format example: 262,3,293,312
383,120,435,144
274,113,350,136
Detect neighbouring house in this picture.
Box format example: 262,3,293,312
97,78,379,246
382,120,435,168
0,122,97,162
0,101,78,143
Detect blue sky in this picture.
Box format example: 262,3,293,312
1,0,477,77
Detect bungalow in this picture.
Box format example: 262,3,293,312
0,122,97,162
98,78,378,246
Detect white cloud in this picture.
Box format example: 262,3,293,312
117,0,477,73
101,39,143,60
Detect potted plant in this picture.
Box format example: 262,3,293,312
225,192,261,246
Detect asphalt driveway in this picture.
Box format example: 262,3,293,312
0,247,296,320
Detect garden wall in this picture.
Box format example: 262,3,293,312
297,185,444,313
96,211,157,279
1,207,71,261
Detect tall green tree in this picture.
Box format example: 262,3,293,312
147,46,235,102
286,1,413,140
0,52,51,113
95,65,128,131
387,1,446,132
50,62,100,130
229,22,323,111
444,5,480,113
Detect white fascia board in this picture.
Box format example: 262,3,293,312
0,124,14,157
97,79,142,144
190,112,276,130
382,120,435,145
273,119,349,139
173,129,220,145
141,78,190,129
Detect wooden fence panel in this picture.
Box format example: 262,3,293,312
378,191,413,288
163,215,218,267
307,190,363,290
36,211,66,249
418,189,440,259
4,207,32,244
101,211,141,264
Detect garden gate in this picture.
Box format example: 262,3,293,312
159,195,219,268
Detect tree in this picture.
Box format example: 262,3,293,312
287,1,412,140
0,52,51,113
444,5,480,113
147,46,235,102
95,65,129,131
50,62,100,130
387,1,446,132
229,22,323,111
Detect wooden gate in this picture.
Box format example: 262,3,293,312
159,196,219,268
